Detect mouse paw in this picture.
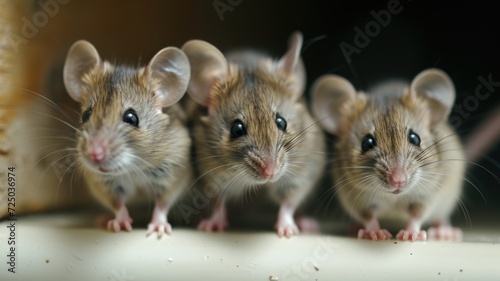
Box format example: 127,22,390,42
275,221,300,238
197,217,228,232
295,217,320,233
147,222,172,238
428,225,462,241
357,229,392,240
396,229,427,241
107,216,133,232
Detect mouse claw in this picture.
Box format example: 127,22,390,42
147,222,172,238
427,225,462,241
357,229,392,240
107,220,118,232
107,217,133,232
275,222,300,238
396,229,427,241
124,221,132,232
197,218,228,232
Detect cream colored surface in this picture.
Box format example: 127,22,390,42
1,214,500,281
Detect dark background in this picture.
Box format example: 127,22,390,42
33,0,499,223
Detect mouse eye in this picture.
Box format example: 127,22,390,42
361,134,377,152
230,120,247,139
275,114,287,131
408,130,421,146
81,108,92,123
122,109,139,127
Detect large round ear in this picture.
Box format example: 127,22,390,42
182,40,228,108
147,47,190,108
410,68,455,125
311,75,357,135
63,40,101,102
278,31,305,100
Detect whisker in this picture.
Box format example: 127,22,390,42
189,162,247,192
7,85,80,120
15,109,81,133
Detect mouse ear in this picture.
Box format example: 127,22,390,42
63,40,101,102
147,47,190,108
278,31,306,100
182,40,228,109
410,68,455,126
311,75,357,135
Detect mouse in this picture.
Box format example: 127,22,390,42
181,31,326,238
63,40,193,236
311,69,465,241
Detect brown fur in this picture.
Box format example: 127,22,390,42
193,57,325,209
333,90,465,227
75,61,192,219
0,0,213,219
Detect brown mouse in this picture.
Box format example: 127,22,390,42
312,69,465,241
63,40,193,236
182,32,326,238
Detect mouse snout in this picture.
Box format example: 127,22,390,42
247,150,282,182
389,165,407,188
86,139,107,164
262,158,278,179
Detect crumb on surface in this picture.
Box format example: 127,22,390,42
269,275,278,281
168,258,173,262
314,265,319,271
45,259,49,263
393,242,397,244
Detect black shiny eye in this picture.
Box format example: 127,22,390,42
275,114,287,131
122,109,139,127
408,130,421,146
81,108,91,123
361,134,377,152
230,120,246,139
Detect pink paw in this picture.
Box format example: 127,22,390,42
428,226,462,241
107,217,133,232
295,217,320,233
147,222,172,238
357,229,392,240
396,230,427,241
275,221,300,238
276,223,299,238
197,218,228,232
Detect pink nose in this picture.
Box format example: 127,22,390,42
88,141,106,163
389,166,406,187
262,158,277,179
